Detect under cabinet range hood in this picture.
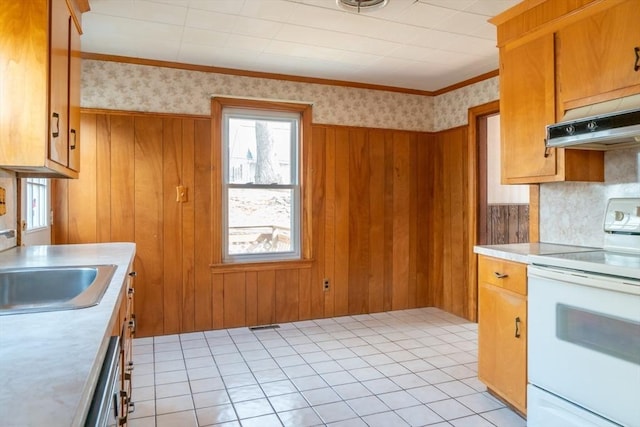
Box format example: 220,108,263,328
546,94,640,150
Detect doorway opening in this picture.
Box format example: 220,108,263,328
467,100,530,321
479,113,529,245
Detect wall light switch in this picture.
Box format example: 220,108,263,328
176,185,188,203
0,187,6,216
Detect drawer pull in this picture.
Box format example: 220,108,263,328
494,272,509,279
635,47,639,72
515,316,521,338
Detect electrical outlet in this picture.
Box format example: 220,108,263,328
323,279,330,291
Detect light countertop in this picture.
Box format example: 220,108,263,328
473,242,600,264
0,243,136,427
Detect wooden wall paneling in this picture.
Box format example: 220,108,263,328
487,204,530,244
51,177,67,245
391,133,411,310
441,127,469,318
275,269,300,323
194,119,213,331
489,206,509,244
181,119,196,332
323,128,336,318
134,116,164,337
245,271,258,326
52,181,69,244
95,114,112,243
256,270,276,325
508,205,520,243
212,273,224,329
408,133,418,309
415,133,431,307
368,130,386,313
426,132,444,308
223,272,246,328
348,128,370,315
441,131,454,313
298,268,312,320
459,127,470,319
383,135,394,312
68,113,97,243
519,205,529,243
310,126,327,319
109,115,135,242
333,128,349,316
162,118,183,334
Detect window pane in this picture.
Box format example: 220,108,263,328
227,188,294,255
25,178,48,230
227,117,294,185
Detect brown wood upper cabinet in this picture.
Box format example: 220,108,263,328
0,0,84,178
500,34,558,183
491,0,627,184
556,0,640,110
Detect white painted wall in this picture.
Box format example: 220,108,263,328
486,114,529,204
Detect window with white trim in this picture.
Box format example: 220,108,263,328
23,178,49,230
222,108,301,262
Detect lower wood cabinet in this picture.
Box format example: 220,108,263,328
478,255,527,415
111,264,136,425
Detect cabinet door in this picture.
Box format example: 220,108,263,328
49,0,70,167
478,282,527,414
500,34,557,184
557,0,640,107
68,17,81,171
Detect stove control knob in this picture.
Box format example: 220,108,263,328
614,210,625,221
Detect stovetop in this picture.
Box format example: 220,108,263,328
530,250,640,281
531,198,640,280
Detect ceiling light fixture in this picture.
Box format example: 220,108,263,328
336,0,389,13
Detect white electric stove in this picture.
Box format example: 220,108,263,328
527,198,640,427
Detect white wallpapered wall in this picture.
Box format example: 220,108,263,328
80,60,640,247
81,60,436,132
81,60,502,132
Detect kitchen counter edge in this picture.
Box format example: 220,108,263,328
473,242,600,264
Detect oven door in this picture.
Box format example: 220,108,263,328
528,265,640,427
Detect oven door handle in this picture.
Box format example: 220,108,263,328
515,316,521,338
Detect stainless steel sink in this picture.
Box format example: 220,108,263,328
0,265,117,315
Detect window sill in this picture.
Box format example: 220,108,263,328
210,259,314,273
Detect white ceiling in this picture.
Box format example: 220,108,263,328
81,0,520,92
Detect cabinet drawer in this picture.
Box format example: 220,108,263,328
478,255,527,295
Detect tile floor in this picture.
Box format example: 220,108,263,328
128,307,526,427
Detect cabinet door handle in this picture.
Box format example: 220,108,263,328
70,129,77,149
51,112,60,138
494,271,509,279
515,316,521,338
635,47,639,72
128,314,136,335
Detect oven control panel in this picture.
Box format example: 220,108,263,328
604,198,640,234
